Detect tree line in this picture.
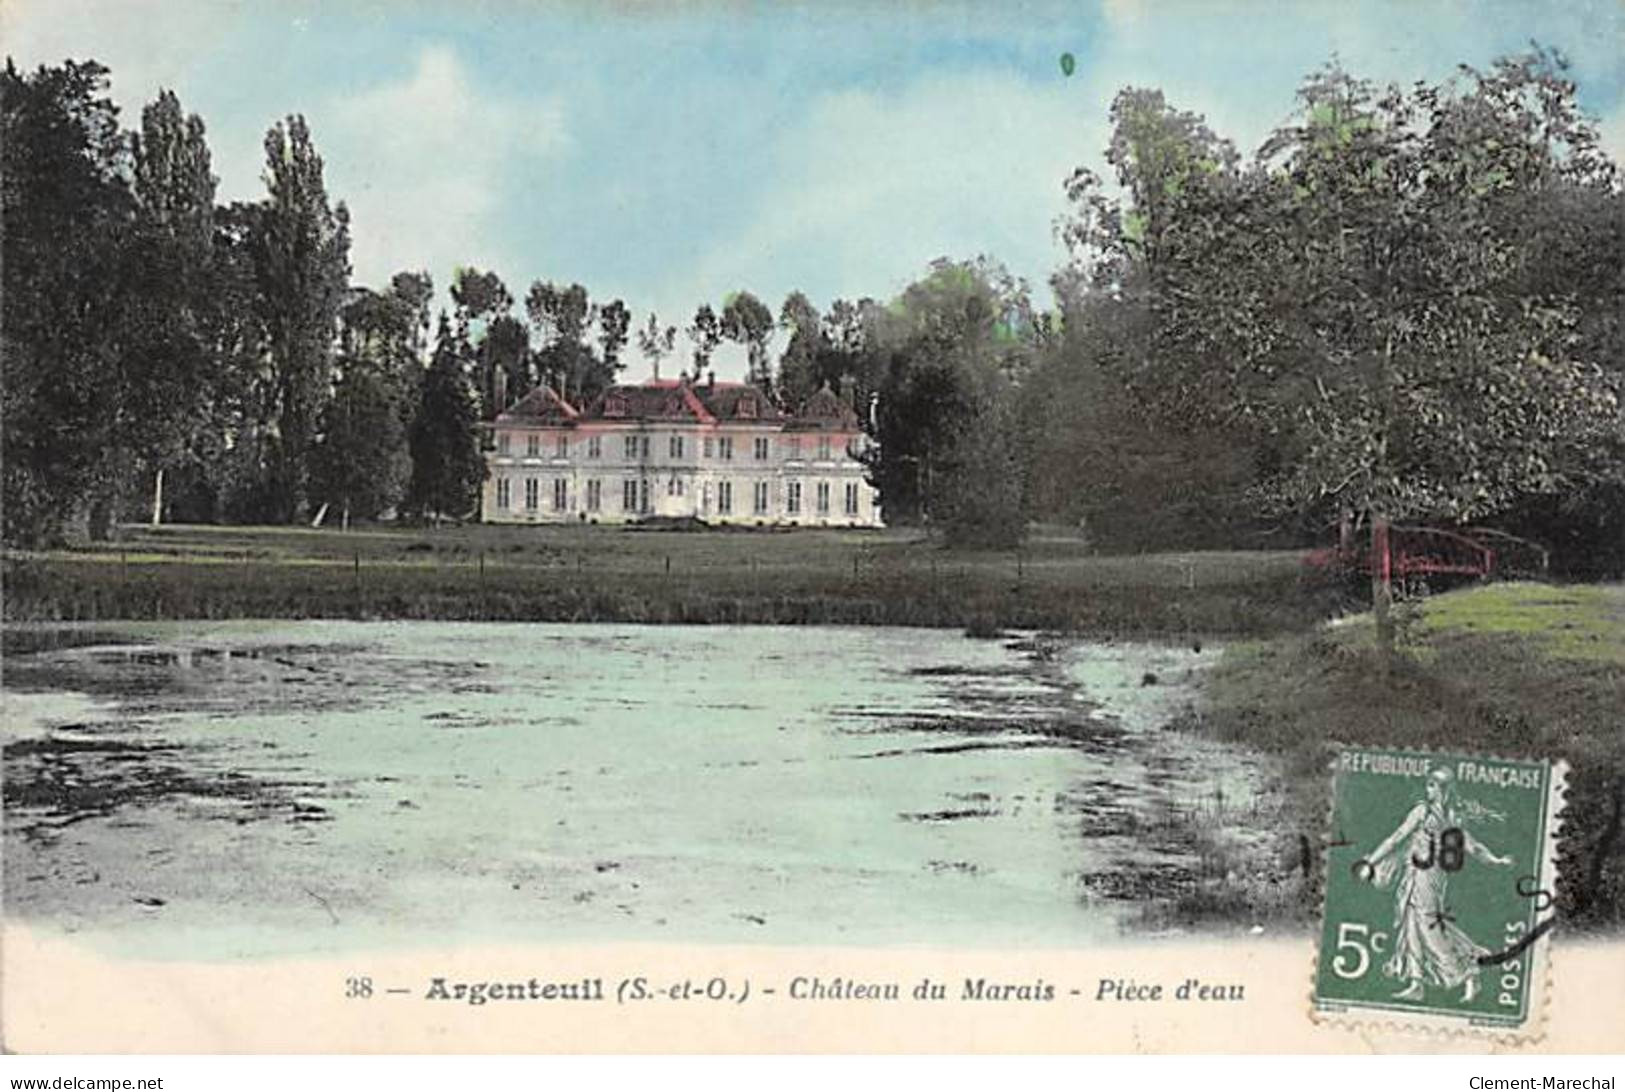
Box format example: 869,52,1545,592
4,52,1622,582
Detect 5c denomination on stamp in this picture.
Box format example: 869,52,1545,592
1313,746,1566,1038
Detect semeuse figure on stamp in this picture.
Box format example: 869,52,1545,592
1358,767,1514,1003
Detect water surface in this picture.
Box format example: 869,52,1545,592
3,622,1268,957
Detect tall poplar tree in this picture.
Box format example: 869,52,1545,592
256,114,351,522
128,89,218,527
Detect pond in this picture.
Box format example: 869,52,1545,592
2,622,1273,958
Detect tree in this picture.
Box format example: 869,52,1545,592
407,315,484,523
777,291,823,407
200,200,276,523
1061,55,1624,650
1020,292,1266,550
596,299,632,376
452,267,525,416
636,312,677,381
450,266,512,322
1,60,133,545
127,89,218,528
720,290,775,392
308,281,426,526
687,303,722,377
527,280,609,403
866,259,1037,536
255,114,351,523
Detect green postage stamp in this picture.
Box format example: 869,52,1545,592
1313,746,1567,1037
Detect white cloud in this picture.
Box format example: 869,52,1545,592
4,0,235,112
319,45,568,292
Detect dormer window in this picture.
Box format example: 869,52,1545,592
605,395,628,418
738,397,756,419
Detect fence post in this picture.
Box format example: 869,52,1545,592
353,551,362,617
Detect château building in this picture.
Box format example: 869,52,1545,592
482,376,882,526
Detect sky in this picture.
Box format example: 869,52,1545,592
8,0,1625,381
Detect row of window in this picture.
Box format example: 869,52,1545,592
494,477,863,516
496,432,839,461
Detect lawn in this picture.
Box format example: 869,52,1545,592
1190,581,1625,930
1,521,1326,637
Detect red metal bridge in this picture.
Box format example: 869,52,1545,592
1305,525,1549,583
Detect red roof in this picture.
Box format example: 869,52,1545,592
494,377,862,431
496,385,579,425
785,384,860,431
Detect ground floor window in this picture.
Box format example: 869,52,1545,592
553,478,568,511
587,479,601,512
844,481,859,515
496,477,511,509
623,479,638,512
524,477,539,511
816,481,830,514
639,479,651,513
753,481,769,514
668,477,686,497
787,481,801,514
718,480,732,514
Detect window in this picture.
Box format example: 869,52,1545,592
718,481,732,514
818,436,832,461
555,435,569,458
587,479,601,512
738,397,757,418
587,435,602,459
844,482,859,516
553,478,568,511
703,436,714,458
753,481,769,514
787,481,802,515
719,436,733,461
526,434,539,457
496,477,511,509
623,480,638,512
788,436,802,459
639,479,651,513
816,481,830,514
497,432,511,455
667,477,686,497
754,436,769,460
524,477,538,511
624,436,639,459
605,395,628,417
669,435,684,459
641,436,650,459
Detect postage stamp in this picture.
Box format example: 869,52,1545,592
1313,747,1566,1037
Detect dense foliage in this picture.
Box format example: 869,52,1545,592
3,50,1619,568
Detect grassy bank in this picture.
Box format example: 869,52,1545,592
2,522,1331,638
1186,581,1625,931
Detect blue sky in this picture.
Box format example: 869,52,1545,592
10,0,1625,380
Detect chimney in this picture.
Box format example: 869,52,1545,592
707,369,715,391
